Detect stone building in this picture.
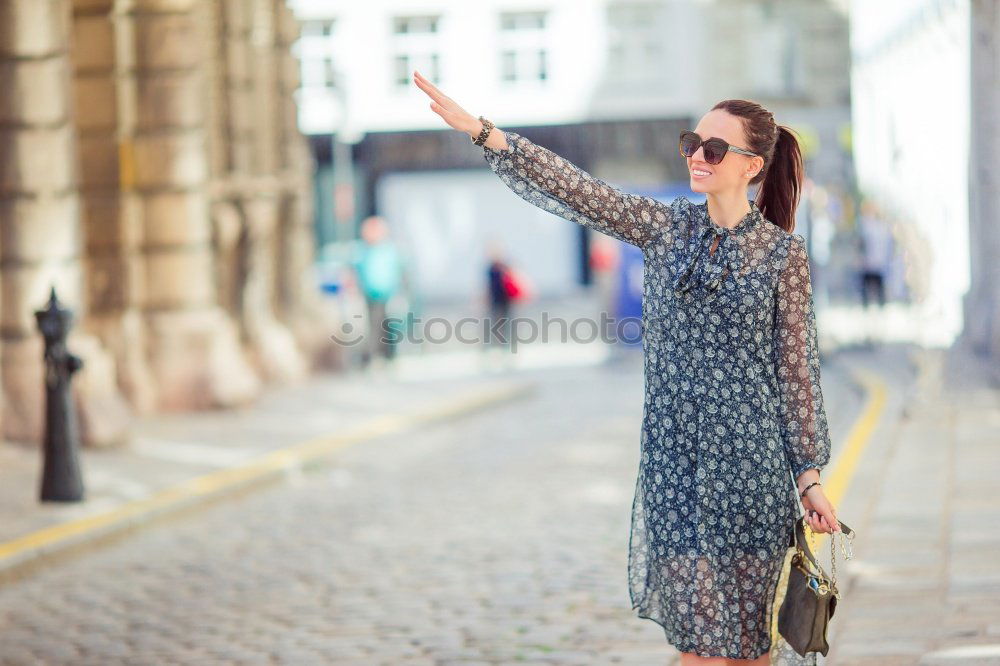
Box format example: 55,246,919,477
0,0,338,447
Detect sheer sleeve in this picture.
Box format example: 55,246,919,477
773,233,832,479
483,129,674,249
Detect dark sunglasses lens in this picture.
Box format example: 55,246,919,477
679,132,699,157
703,139,728,164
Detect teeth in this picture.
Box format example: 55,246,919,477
693,170,711,176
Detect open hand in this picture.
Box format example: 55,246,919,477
413,69,480,137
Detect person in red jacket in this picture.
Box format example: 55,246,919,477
485,241,514,353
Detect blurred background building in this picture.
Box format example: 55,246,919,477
849,0,1000,376
290,0,852,303
849,0,970,347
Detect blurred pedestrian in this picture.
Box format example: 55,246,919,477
353,215,404,367
589,234,619,317
484,240,533,366
485,241,514,352
857,200,894,310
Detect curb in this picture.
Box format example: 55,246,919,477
0,378,537,584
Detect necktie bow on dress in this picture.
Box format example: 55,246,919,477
672,203,758,295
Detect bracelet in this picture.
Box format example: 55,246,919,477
799,481,821,499
471,116,495,146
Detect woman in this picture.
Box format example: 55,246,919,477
414,70,841,666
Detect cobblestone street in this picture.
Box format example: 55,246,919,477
0,349,861,666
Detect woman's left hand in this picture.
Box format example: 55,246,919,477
800,486,840,534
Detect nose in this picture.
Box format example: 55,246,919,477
689,144,707,163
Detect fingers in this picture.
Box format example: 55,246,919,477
808,510,828,534
414,71,477,135
428,102,464,132
414,68,447,100
805,508,840,534
413,70,452,107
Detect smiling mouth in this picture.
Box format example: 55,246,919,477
692,169,712,176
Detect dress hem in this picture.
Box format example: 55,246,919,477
632,607,772,661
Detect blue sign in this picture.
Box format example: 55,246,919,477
613,185,702,346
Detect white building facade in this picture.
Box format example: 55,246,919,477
289,0,709,137
849,0,970,347
288,0,851,303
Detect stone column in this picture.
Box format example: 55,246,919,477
205,0,308,383
128,0,260,409
71,0,155,415
0,0,130,446
0,0,80,442
273,1,343,370
241,0,309,382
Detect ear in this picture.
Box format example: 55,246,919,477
745,156,764,178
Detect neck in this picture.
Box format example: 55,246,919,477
706,191,752,229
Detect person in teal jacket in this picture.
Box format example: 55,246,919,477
352,215,405,365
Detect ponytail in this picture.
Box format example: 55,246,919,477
754,125,804,233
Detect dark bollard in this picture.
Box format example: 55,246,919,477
34,287,85,502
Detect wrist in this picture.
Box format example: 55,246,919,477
468,116,485,138
799,480,821,499
470,115,496,146
796,468,820,493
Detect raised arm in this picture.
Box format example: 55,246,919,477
773,233,832,480
412,69,674,250
481,129,673,249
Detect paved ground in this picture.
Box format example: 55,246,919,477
0,346,862,665
826,344,1000,666
3,324,998,665
0,365,532,550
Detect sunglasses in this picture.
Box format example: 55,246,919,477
679,130,760,165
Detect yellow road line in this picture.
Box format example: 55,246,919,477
815,366,888,529
0,380,533,569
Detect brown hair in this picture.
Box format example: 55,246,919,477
710,99,804,233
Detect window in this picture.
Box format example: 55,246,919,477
392,15,442,88
322,56,336,88
394,54,409,86
395,52,440,86
497,11,549,84
298,18,338,90
302,55,337,89
750,19,806,97
607,3,663,83
394,16,439,34
501,51,517,82
302,19,335,38
501,11,546,31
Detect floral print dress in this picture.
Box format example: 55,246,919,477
484,130,831,663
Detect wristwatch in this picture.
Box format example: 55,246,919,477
471,116,495,146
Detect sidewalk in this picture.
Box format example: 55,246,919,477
0,358,537,581
824,343,1000,665
0,287,619,582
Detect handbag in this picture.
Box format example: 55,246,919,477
777,513,856,657
500,266,532,302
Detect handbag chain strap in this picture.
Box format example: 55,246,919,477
797,516,856,598
828,525,855,595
